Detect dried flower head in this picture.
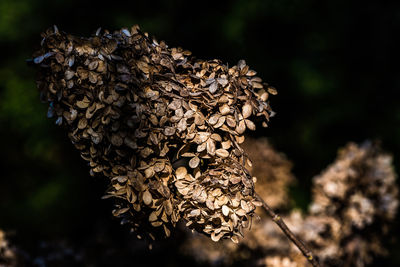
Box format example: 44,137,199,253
182,142,399,267
0,230,17,266
181,138,296,264
31,25,276,242
258,142,399,267
306,141,399,266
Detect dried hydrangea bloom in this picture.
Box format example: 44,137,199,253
32,25,276,241
181,210,299,266
0,230,17,266
262,142,398,267
182,142,399,267
181,138,296,264
305,141,399,266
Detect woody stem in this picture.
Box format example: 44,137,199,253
255,192,321,267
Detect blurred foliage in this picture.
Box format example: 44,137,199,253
0,0,399,266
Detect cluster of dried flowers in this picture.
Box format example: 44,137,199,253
0,229,17,267
181,138,296,264
183,142,399,267
32,25,277,242
303,141,398,266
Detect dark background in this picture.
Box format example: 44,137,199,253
0,0,399,265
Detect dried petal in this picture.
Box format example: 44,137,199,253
189,156,200,168
219,104,230,115
175,167,187,179
242,103,253,119
222,205,230,216
245,119,256,131
164,127,176,136
216,149,229,158
143,190,153,205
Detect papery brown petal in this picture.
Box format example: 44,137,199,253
189,156,200,168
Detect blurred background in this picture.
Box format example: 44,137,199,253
0,0,399,266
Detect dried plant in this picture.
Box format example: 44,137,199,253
27,24,400,266
303,141,399,266
183,142,399,267
31,25,279,245
0,230,17,267
41,24,400,266
181,138,296,265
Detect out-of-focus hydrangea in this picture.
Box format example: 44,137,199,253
304,141,398,266
0,229,17,266
243,137,295,210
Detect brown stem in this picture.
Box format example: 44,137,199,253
255,192,321,267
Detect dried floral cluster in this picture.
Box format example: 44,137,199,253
32,25,277,242
303,141,399,266
181,138,296,264
0,230,17,267
183,142,399,267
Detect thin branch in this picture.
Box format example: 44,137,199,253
255,192,321,267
